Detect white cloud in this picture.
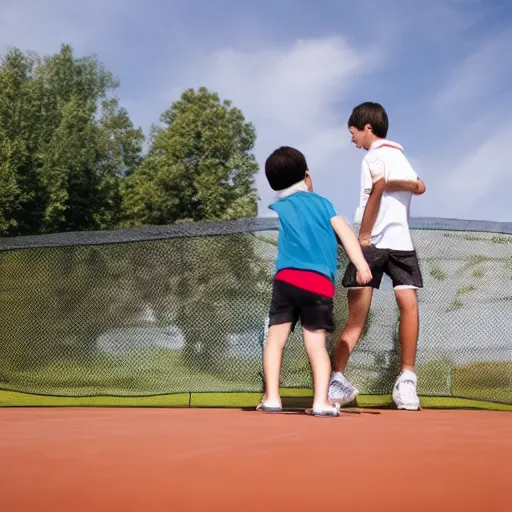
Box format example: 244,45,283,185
168,37,379,214
0,4,379,218
408,112,512,221
1,0,509,223
441,124,512,215
416,29,512,221
434,30,512,112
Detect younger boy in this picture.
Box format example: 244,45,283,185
329,102,426,410
257,146,372,417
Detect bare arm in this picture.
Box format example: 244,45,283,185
358,177,386,246
330,216,372,284
385,178,426,195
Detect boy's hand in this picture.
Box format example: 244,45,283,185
330,216,373,283
356,265,372,285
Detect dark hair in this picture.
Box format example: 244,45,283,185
265,146,308,191
348,102,389,138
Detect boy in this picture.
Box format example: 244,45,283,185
328,102,426,411
257,146,372,417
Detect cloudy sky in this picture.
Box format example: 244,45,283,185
1,0,511,223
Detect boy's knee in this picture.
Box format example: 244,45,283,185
266,323,291,345
303,327,327,346
395,289,418,313
338,324,364,345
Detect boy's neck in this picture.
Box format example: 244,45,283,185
365,134,384,150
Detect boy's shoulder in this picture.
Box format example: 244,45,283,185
296,191,336,211
364,139,405,161
372,139,417,181
273,190,330,203
362,139,410,180
302,190,332,202
271,191,337,216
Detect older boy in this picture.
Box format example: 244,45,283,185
329,102,426,410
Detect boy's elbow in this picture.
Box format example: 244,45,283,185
370,177,386,198
331,215,353,243
370,186,385,204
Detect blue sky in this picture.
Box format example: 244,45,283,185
1,0,511,223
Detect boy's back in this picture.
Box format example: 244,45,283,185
270,191,338,282
356,139,417,251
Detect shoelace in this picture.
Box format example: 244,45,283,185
332,380,354,399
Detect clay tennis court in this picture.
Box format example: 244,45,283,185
1,407,510,511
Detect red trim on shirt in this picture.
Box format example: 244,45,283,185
276,269,335,298
374,143,404,153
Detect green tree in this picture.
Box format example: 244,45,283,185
0,44,143,236
119,88,265,372
122,87,259,225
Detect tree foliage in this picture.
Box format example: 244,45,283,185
0,44,143,236
0,46,260,235
122,87,259,226
0,46,265,379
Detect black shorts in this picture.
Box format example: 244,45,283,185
342,245,423,290
268,279,335,333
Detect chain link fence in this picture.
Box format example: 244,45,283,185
0,218,510,405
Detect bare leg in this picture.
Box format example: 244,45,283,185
394,288,419,372
303,327,333,409
333,288,373,372
261,323,292,406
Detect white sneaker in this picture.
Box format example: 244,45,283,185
393,370,421,410
328,372,359,406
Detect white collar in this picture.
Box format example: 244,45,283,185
275,180,309,201
370,139,404,152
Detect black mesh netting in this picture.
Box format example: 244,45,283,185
0,217,511,404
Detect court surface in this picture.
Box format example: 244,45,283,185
1,407,511,511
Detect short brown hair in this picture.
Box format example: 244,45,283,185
348,102,388,138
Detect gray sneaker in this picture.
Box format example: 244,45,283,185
328,372,359,406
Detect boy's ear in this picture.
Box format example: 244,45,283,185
305,171,313,191
365,123,373,133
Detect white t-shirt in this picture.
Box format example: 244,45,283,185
354,139,417,251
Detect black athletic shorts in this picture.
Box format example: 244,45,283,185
342,245,423,290
268,279,335,333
